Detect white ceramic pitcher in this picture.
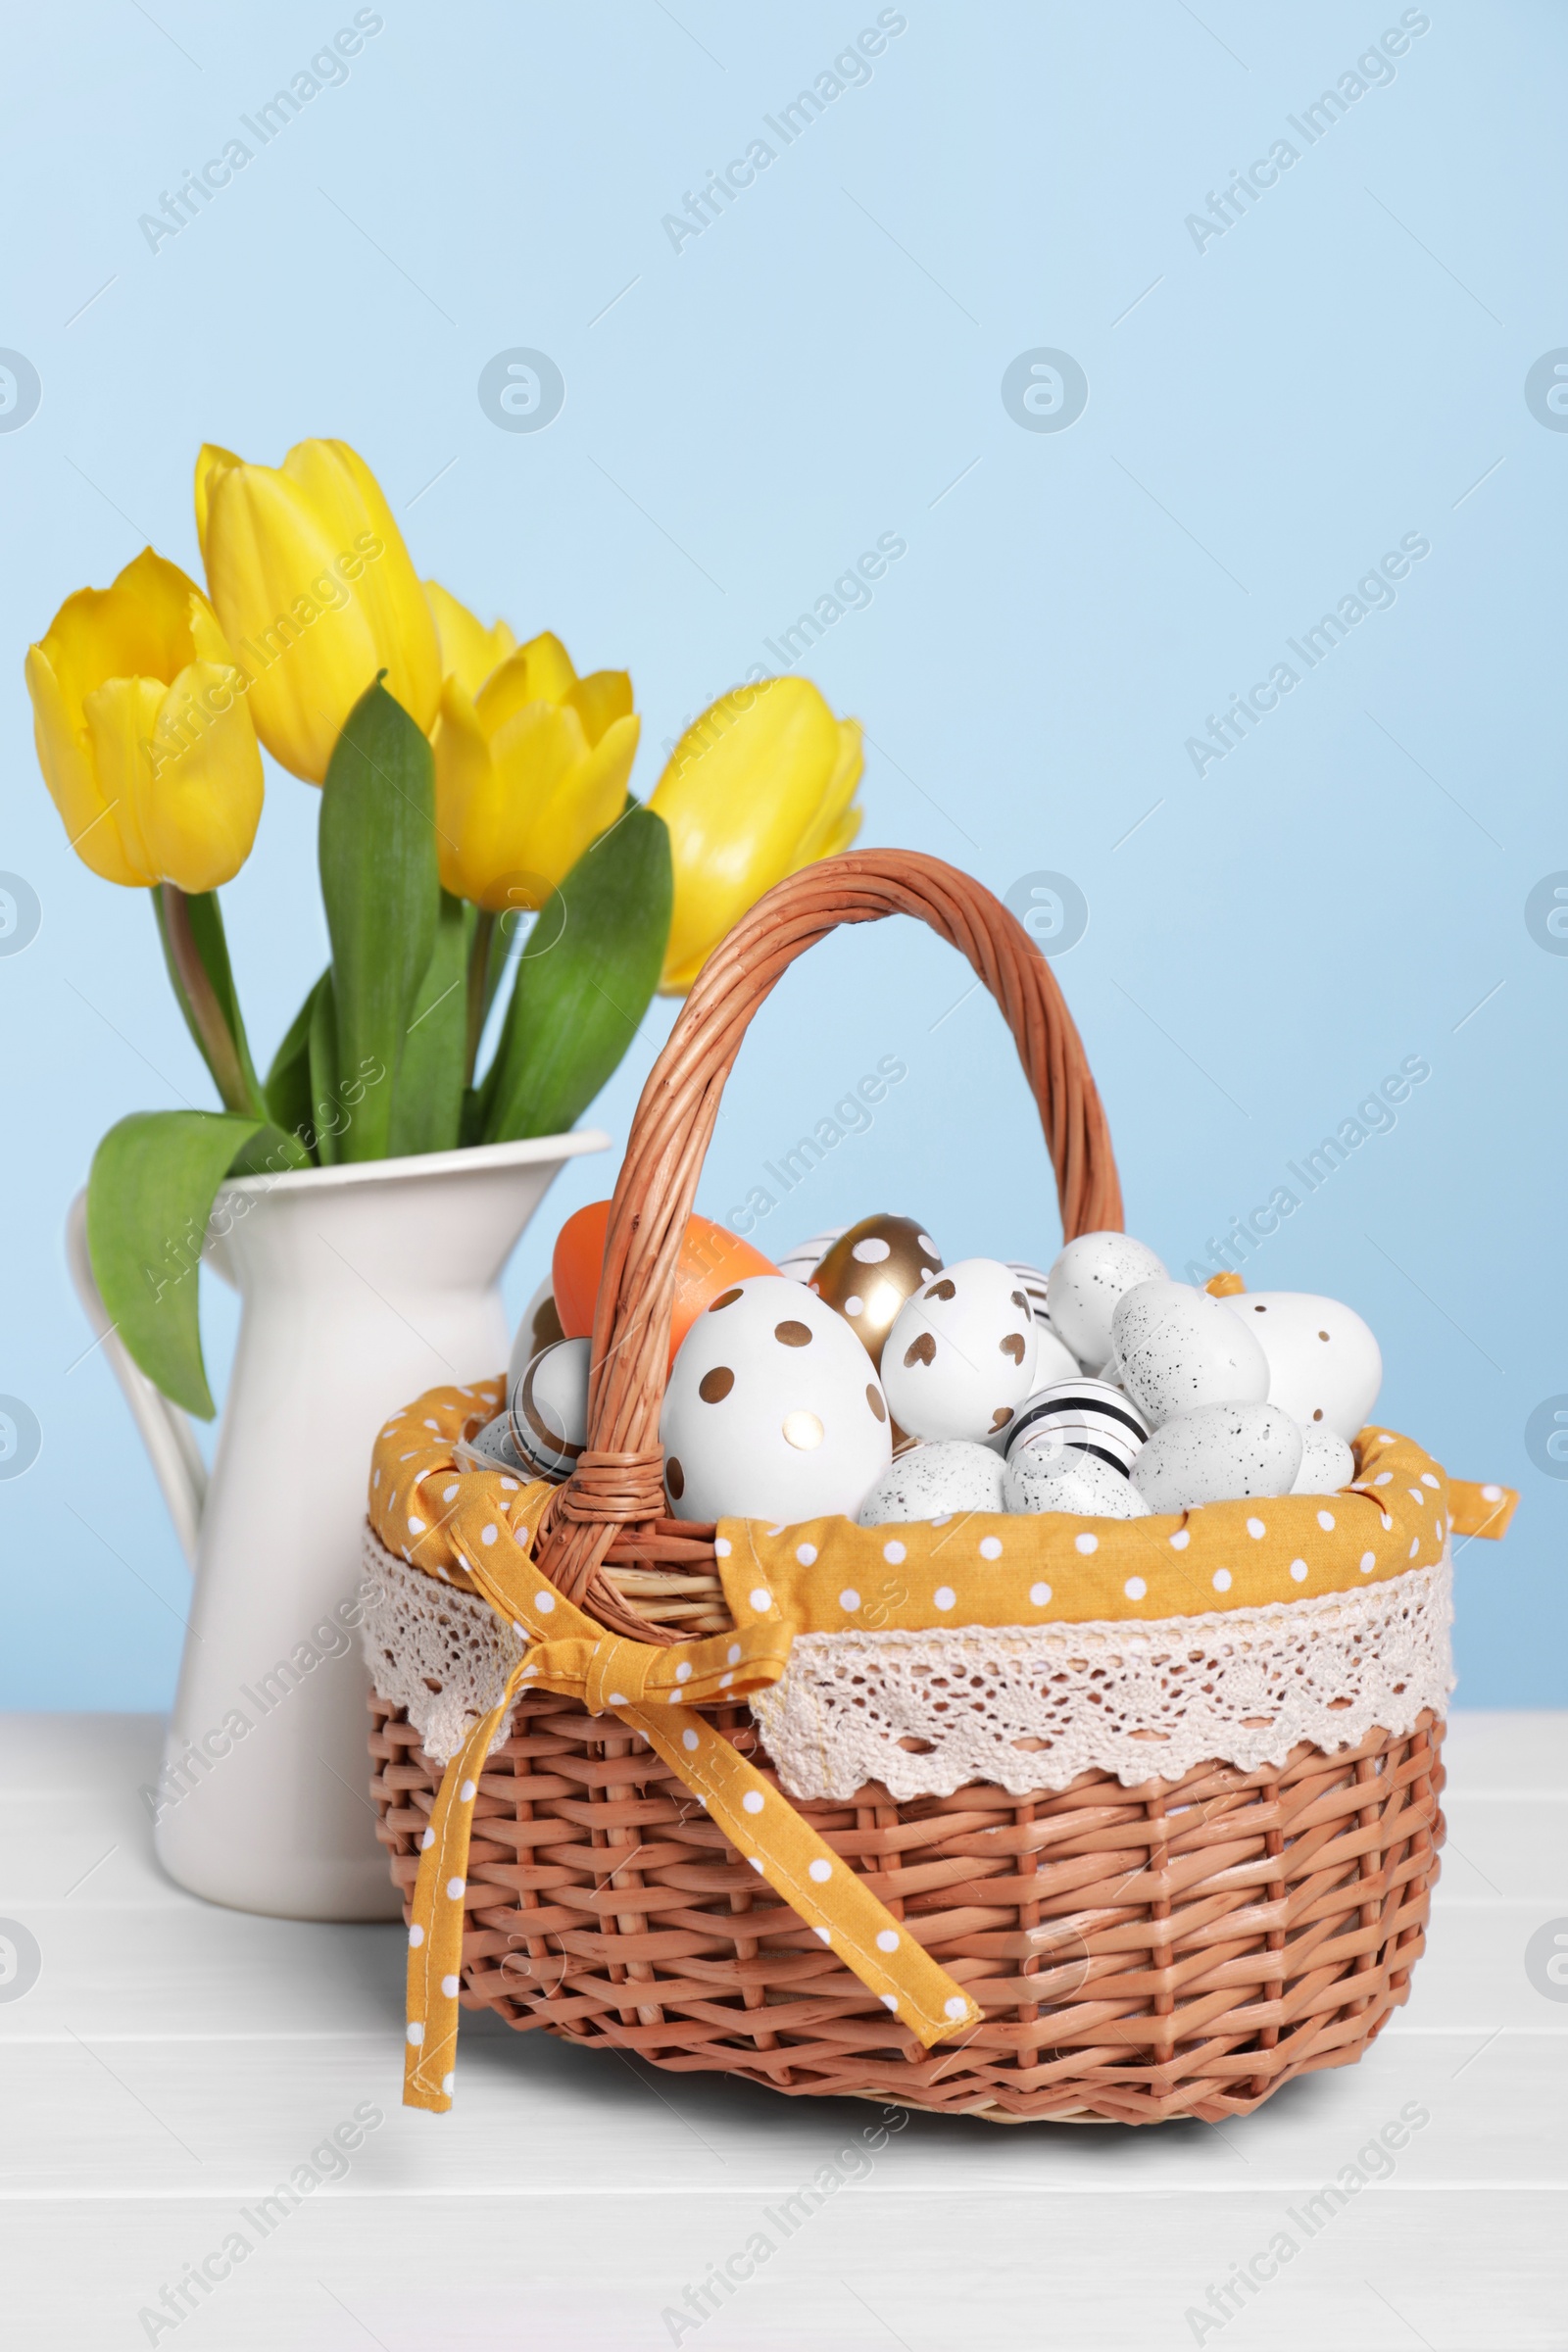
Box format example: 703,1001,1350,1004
67,1131,606,1921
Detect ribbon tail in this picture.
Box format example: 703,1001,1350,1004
623,1703,983,2050
403,1661,527,2114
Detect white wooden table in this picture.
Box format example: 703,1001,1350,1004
3,1712,1563,2350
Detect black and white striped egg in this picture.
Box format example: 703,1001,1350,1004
508,1335,591,1481
881,1259,1038,1444
1004,1378,1151,1478
660,1276,892,1523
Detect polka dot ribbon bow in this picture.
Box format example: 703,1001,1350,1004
402,1475,983,2115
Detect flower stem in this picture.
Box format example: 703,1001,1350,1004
158,883,262,1117
464,906,495,1087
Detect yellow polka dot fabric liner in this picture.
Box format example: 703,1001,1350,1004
720,1429,1518,1633
400,1470,983,2115
372,1386,1514,2114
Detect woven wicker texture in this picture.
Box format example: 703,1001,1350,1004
368,849,1446,2118
369,1692,1444,2123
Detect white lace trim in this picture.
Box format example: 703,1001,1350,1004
751,1556,1453,1797
361,1529,521,1762
361,1525,1452,1791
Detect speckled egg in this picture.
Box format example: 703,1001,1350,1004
1291,1421,1356,1494
809,1213,942,1370
857,1440,1005,1526
881,1259,1039,1445
1004,1445,1150,1518
1129,1400,1303,1511
1222,1291,1382,1443
508,1336,591,1481
774,1228,847,1284
1045,1232,1168,1372
1111,1279,1270,1427
1005,1378,1151,1477
468,1412,529,1474
509,1278,565,1387
660,1276,891,1523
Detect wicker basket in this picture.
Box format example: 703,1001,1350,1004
368,850,1453,2124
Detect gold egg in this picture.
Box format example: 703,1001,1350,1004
809,1214,942,1371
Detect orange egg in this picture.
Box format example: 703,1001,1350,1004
553,1201,778,1368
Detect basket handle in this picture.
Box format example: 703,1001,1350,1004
540,849,1121,1595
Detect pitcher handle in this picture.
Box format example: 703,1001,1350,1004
66,1188,207,1568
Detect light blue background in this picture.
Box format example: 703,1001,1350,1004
2,1,1561,1708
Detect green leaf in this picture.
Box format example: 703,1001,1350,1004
309,971,342,1167
481,805,672,1142
264,971,326,1159
87,1111,264,1417
318,677,438,1161
387,891,469,1157
224,1120,312,1176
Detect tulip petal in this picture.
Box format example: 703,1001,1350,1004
791,717,863,865
651,675,843,989
300,440,441,732
485,699,610,895
425,580,516,699
194,444,243,552
475,631,581,734
200,438,441,781
24,641,144,887
431,677,497,902
136,662,266,893
514,630,578,707
81,675,165,886
565,668,634,750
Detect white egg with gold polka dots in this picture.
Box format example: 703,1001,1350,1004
1130,1400,1302,1511
1221,1292,1382,1443
881,1258,1038,1445
857,1440,1005,1526
661,1276,892,1524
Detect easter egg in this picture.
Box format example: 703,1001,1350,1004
1222,1292,1382,1443
1129,1401,1303,1511
857,1440,1005,1526
1292,1421,1355,1494
774,1228,847,1283
809,1213,942,1369
1004,1446,1151,1519
660,1276,891,1523
469,1412,529,1474
553,1200,777,1369
1005,1378,1151,1477
881,1259,1039,1444
508,1336,591,1481
1046,1232,1167,1373
509,1278,564,1388
1111,1279,1269,1427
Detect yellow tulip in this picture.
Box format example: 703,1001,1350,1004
25,547,264,893
649,675,862,992
425,580,516,699
431,631,640,911
195,437,440,784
